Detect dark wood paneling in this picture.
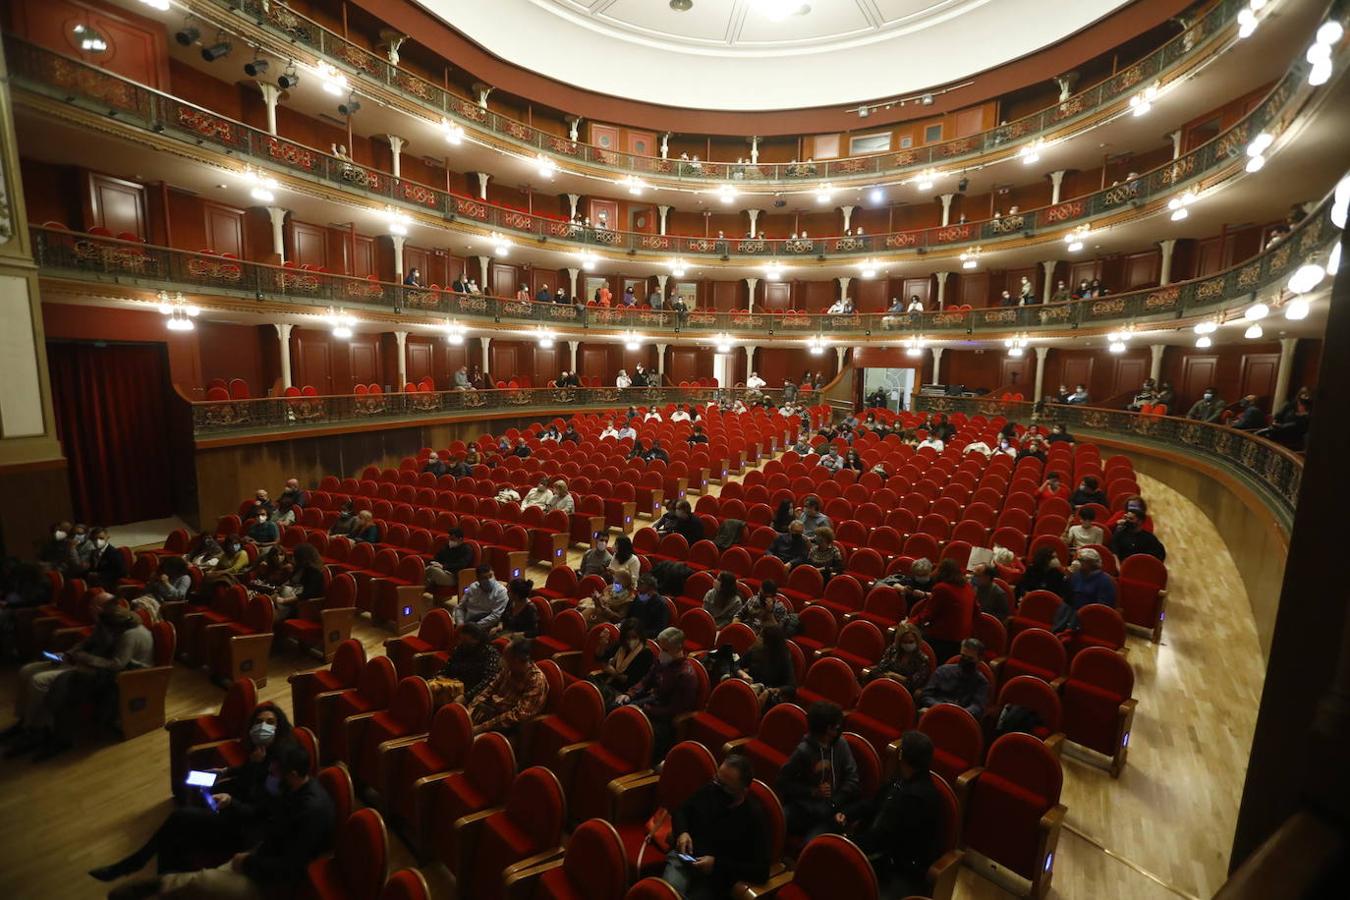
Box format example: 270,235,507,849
1000,357,1034,393
711,281,740,312
353,235,375,277
492,262,520,298
1240,353,1280,404
290,220,329,269
958,272,989,307
1178,354,1219,407
404,245,431,282
10,0,169,89
85,173,146,238
1123,250,1161,289
902,277,932,308
203,202,245,257
406,338,434,387
293,331,333,394
1111,356,1149,397
763,282,792,311
855,278,887,312
1061,356,1094,392
348,337,381,390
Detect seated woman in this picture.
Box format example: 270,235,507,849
431,623,501,705
493,578,540,640
244,545,291,591
653,499,680,534
702,572,745,628
577,539,614,579
738,625,796,708
197,536,251,592
737,580,794,635
862,622,931,694
798,526,844,579
132,556,192,619
771,499,795,534
588,618,654,707
263,543,326,624
89,704,295,882
583,569,634,625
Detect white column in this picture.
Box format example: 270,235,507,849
837,276,851,302
567,118,581,141
1033,345,1050,401
476,172,490,200
394,330,408,388
1158,239,1177,286
1149,344,1165,382
390,234,405,280
257,82,280,136
567,194,580,219
840,205,856,232
266,207,287,262
567,340,579,373
1041,260,1057,303
273,322,293,389
1170,129,1183,160
384,135,405,178
745,277,759,309
476,256,491,288
1049,170,1066,205
656,274,668,296
1273,338,1298,411
660,134,670,159
934,271,949,309
744,344,756,376
930,346,945,383
747,209,760,238
656,343,668,376
939,194,955,227
834,346,847,373
479,336,491,373
566,267,579,299
658,205,670,236
750,136,760,164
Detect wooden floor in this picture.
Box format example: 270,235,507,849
0,465,1265,900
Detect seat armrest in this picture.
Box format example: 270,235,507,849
733,866,796,900
1043,732,1065,758
608,772,661,823
926,848,965,900
503,855,564,900
721,736,753,757
451,806,507,881
953,766,983,818
553,739,596,789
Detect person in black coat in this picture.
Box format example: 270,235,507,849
847,731,942,900
1069,476,1109,509
422,453,448,477
1110,511,1167,561
1016,545,1068,599
663,755,771,899
671,501,705,545
768,522,809,566
83,529,127,588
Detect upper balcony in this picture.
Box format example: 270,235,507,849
182,0,1247,191
9,16,1345,276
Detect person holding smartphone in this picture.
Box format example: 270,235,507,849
663,754,771,899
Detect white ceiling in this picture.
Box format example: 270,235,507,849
420,0,1132,110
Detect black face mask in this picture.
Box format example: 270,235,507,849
958,657,977,674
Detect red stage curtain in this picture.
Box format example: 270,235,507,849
47,341,176,525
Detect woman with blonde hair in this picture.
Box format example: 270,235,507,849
863,622,931,694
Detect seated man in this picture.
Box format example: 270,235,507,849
796,496,831,540
971,564,1009,622
79,528,127,588
1110,509,1167,561
522,477,554,510
454,564,509,628
670,501,706,545
1066,548,1117,610
600,419,622,439
819,447,845,472
917,638,989,719
110,740,334,900
512,438,532,458
1069,475,1108,508
746,371,767,391
663,754,771,900
644,440,670,463
1065,508,1106,550
686,425,710,444
848,731,942,900
244,510,279,545
1186,387,1226,422
1230,395,1266,430
1064,384,1091,404
422,453,448,477
424,528,475,595
561,424,580,443
629,575,672,639
777,702,860,842
616,627,700,758
467,638,548,736
4,602,152,760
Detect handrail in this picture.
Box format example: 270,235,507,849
30,188,1339,337
191,385,793,436
199,0,1244,188
910,394,1303,524
5,25,1331,263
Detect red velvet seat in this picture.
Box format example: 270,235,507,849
793,657,861,711
1006,590,1062,640
384,608,456,679
780,564,824,610
996,628,1067,692
523,680,606,771
380,869,431,900
821,620,885,676
776,834,878,900
165,677,257,799
726,702,805,783
959,733,1065,896
318,763,355,827
611,741,718,877
317,656,397,766
1117,553,1168,642
432,732,518,865
383,702,473,842
918,703,984,786
460,767,567,900
1060,647,1137,776
289,639,365,730
844,678,915,762
564,706,655,824
305,807,388,900
993,676,1065,753
1061,603,1126,659
505,818,628,900
680,678,760,758
789,605,837,657
349,676,434,790
815,574,865,620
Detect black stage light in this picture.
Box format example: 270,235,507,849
244,57,269,77
277,66,300,90
338,95,362,116
175,25,200,46
201,40,232,62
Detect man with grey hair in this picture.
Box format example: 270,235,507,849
1067,547,1117,611
916,637,989,719
616,626,699,757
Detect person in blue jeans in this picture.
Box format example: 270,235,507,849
664,754,771,900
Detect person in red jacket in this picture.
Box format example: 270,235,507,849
1036,472,1070,504
921,558,975,663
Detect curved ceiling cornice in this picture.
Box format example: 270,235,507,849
420,0,1132,110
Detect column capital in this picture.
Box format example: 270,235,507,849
257,82,280,101
1041,259,1058,273
475,172,490,199
272,321,293,339
393,329,408,342
834,346,847,369
1279,336,1299,352
1035,344,1050,361
934,270,950,284
383,134,406,152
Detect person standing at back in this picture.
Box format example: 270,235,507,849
921,558,975,663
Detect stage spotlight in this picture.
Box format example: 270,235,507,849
201,39,232,62
244,57,269,77
175,25,201,46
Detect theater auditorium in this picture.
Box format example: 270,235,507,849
0,0,1346,898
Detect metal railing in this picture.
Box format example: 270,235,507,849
911,394,1303,524
191,385,793,435
5,25,1329,263
32,189,1339,337
203,0,1244,187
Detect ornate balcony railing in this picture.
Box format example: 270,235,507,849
912,394,1303,526
6,24,1333,264
190,385,791,436
31,189,1339,337
199,0,1245,187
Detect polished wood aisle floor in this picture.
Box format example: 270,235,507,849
0,467,1264,900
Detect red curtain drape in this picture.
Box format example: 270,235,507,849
47,341,176,525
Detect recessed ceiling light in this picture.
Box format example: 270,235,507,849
669,0,692,10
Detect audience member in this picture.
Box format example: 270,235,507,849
670,501,705,545
424,528,475,596
422,453,448,477
663,754,771,899
616,626,699,758
434,622,500,704
970,564,1010,622
79,528,127,587
1018,545,1068,600
1231,395,1266,431
796,496,831,539
922,558,975,662
629,574,671,639
521,476,554,510
1104,496,1155,532
1111,509,1167,561
768,520,809,567
1262,386,1312,449
467,638,548,736
1187,387,1226,422
863,622,930,694
917,638,989,719
588,619,654,706
702,572,745,628
737,581,792,635
801,526,844,578
1066,548,1117,610
454,564,509,628
494,578,540,640
1070,475,1108,508
1065,508,1106,550
777,701,861,841
848,731,942,899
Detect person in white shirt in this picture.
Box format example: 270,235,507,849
616,422,638,440
746,372,766,391
962,439,992,457
1064,508,1105,549
992,437,1017,457
907,296,926,313
521,476,554,510
548,481,575,515
827,298,849,314
539,425,562,442
600,420,622,439
731,400,748,414
917,436,945,452
616,369,632,389
644,409,663,422
671,407,690,423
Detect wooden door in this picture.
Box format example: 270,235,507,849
404,245,430,283
352,235,375,277
902,277,932,307
492,263,518,299
1111,357,1148,396
406,339,433,387
588,199,619,232
1000,358,1033,394
1240,353,1280,403
203,202,245,257
1061,357,1094,392
630,205,656,234
580,345,609,384
349,339,380,390
1180,355,1218,409
763,282,792,311
85,173,146,238
289,220,328,269
294,333,332,394
626,129,658,158
589,124,620,152
491,346,518,387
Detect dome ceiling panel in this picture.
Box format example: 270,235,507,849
422,0,1131,110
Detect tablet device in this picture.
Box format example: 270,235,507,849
42,651,62,663
186,770,218,788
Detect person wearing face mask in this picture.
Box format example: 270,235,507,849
248,489,275,521
863,622,930,694
1262,385,1312,449
702,572,745,629
663,754,771,899
586,569,635,626
434,622,500,705
777,701,861,842
1069,475,1108,509
846,731,942,899
80,528,128,588
616,627,699,758
454,564,510,629
244,508,280,545
917,638,989,719
90,705,297,882
467,638,549,736
1065,548,1117,611
200,536,251,593
1230,395,1266,431
277,478,305,509
423,527,476,601
1103,495,1155,533
1110,509,1167,562
992,435,1017,457
921,558,975,664
1187,386,1227,422
588,618,653,706
738,624,797,708
350,509,380,544
107,740,333,900
628,574,671,639
39,521,74,571
494,578,540,640
970,563,1010,622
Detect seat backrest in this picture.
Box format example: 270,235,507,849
428,702,474,766
985,732,1063,805
791,834,878,900
219,677,259,735
758,702,808,753
504,766,567,849
464,732,519,806
796,605,838,644
358,656,398,706
561,819,627,900
854,678,915,732
705,678,761,736
334,808,388,898
601,705,655,771
656,741,718,813
1074,603,1126,649
319,764,355,825
803,657,860,708
390,677,434,732
918,703,983,765
380,869,431,900
558,681,607,740
1119,553,1168,588
418,608,456,648
1008,628,1068,678
835,620,885,662
1017,590,1063,623
747,778,787,863
997,675,1063,732
330,638,367,686
1070,646,1135,698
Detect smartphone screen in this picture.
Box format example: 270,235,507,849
676,853,697,863
200,789,218,812
186,770,218,788
42,651,62,663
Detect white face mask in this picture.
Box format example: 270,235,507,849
53,530,67,541
94,538,108,549
250,721,277,746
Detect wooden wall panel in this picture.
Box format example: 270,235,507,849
711,281,740,312
85,173,146,238
492,262,520,298
10,0,169,89
203,202,246,258
292,330,333,394
763,282,792,311
347,337,382,390
289,220,328,269
902,277,932,308
1111,355,1149,397
406,338,435,386
198,321,266,396
799,281,836,313
1177,354,1218,409
999,356,1034,394
404,245,431,283
352,235,375,277
855,278,887,312
1240,353,1280,403
1123,250,1161,289
958,272,989,307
